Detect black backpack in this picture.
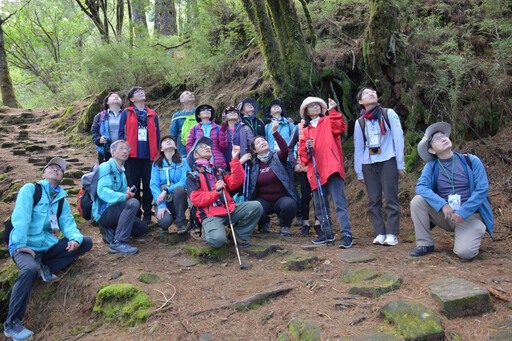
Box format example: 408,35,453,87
3,183,64,244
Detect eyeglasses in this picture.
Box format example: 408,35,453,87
307,103,320,109
430,133,448,144
197,144,211,150
200,108,213,112
361,90,377,96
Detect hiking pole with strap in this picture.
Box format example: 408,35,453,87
216,173,247,269
307,141,335,245
242,162,250,201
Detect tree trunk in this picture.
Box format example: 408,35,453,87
131,0,148,37
241,0,313,110
0,24,21,108
74,0,110,43
362,0,408,113
115,0,124,38
154,0,177,36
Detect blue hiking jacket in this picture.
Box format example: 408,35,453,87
169,109,195,156
92,158,127,222
9,180,84,255
415,152,494,237
150,159,190,210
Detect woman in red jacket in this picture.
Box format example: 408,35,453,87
298,97,353,248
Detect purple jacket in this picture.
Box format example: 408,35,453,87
186,122,227,169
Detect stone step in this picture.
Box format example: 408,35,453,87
341,268,401,298
429,276,493,319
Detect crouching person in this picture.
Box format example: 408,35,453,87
150,135,189,234
186,136,262,248
4,157,92,341
93,140,149,255
410,122,494,261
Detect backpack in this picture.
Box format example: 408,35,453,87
181,114,199,146
77,165,100,221
3,183,64,244
358,108,391,148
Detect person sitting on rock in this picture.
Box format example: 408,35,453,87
4,157,93,341
247,120,298,236
410,122,494,261
150,135,190,235
93,140,149,255
186,136,262,248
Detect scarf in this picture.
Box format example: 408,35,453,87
257,152,271,163
361,104,386,135
196,159,213,167
133,107,148,127
310,117,320,128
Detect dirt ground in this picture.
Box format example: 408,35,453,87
1,107,511,340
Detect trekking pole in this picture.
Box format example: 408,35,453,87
243,162,250,201
308,142,335,245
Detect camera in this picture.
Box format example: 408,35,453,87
129,185,137,193
369,147,381,155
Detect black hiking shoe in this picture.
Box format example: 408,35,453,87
300,225,310,237
339,235,353,249
312,234,335,245
410,245,434,257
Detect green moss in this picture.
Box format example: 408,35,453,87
1,183,21,202
184,245,229,262
278,318,322,341
0,174,7,181
138,273,160,284
341,268,379,284
93,283,152,326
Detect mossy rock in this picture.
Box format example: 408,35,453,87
60,178,75,186
380,300,444,341
245,244,283,259
69,170,85,179
93,283,152,326
286,254,318,271
156,232,190,245
1,182,21,202
1,142,14,148
341,268,380,284
184,245,230,263
349,272,402,299
67,188,80,195
277,318,321,341
138,273,160,284
0,262,19,321
25,144,45,152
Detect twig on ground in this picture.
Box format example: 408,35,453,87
487,287,510,302
441,253,470,273
349,316,366,325
153,283,177,312
180,320,192,334
317,311,332,320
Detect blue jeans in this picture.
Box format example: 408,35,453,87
312,173,352,237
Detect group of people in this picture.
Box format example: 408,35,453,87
3,87,494,341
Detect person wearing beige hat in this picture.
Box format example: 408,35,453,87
298,97,353,248
4,157,92,340
410,122,494,260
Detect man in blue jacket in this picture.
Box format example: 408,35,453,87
4,157,92,341
93,140,149,255
410,122,494,261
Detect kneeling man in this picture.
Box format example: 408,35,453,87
410,122,493,261
5,157,92,341
186,136,262,248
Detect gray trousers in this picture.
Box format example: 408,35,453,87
156,186,188,229
410,195,486,260
6,237,92,324
362,157,400,235
202,201,263,248
98,198,149,242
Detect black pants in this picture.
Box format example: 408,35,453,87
125,157,153,219
256,196,296,228
97,151,112,165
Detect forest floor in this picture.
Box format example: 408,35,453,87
1,106,512,340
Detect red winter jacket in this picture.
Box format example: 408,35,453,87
186,159,244,222
298,109,347,190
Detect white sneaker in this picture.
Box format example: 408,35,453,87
383,234,398,246
372,234,386,245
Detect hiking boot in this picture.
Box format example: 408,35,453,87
312,234,335,245
280,226,291,236
109,241,138,255
177,225,187,235
383,234,398,246
339,235,353,249
39,264,57,282
410,245,434,257
294,217,304,227
372,234,386,245
4,320,33,341
99,225,114,244
158,227,169,234
238,240,251,247
300,225,310,237
258,221,271,233
313,224,322,237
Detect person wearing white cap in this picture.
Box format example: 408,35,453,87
410,122,494,260
4,157,92,341
298,97,353,248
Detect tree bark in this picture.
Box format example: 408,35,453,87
74,0,110,42
154,0,177,36
0,24,22,108
115,0,124,38
131,0,148,37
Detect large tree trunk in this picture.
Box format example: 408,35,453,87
131,0,148,37
241,0,313,110
115,0,124,38
154,0,177,36
362,0,408,114
74,0,110,43
0,25,21,108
